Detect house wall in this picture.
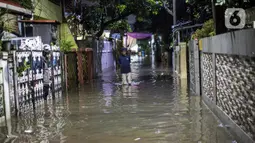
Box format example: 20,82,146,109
34,0,62,22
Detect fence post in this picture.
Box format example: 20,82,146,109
194,40,200,95
12,51,19,115
1,52,11,121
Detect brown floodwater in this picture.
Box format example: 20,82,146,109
0,56,236,143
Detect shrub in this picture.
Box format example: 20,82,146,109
59,40,74,52
192,19,215,40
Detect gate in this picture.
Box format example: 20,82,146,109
12,37,44,113
51,45,62,97
4,36,63,114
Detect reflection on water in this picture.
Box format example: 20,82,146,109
0,56,236,143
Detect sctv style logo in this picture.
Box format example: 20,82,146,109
225,8,246,29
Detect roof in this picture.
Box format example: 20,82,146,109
18,20,61,24
0,0,32,15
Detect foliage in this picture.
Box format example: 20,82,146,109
107,20,132,32
13,0,33,10
3,23,15,34
17,62,30,77
191,19,215,40
185,0,212,23
70,0,163,37
218,0,255,9
59,39,74,52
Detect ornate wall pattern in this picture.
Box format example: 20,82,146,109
189,50,195,92
201,53,214,101
216,54,255,139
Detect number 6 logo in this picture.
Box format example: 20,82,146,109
225,8,246,29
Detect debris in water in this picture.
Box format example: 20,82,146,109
134,138,141,141
24,129,33,133
218,123,224,127
174,113,180,116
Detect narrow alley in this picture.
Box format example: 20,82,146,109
0,56,235,143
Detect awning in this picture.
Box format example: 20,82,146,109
127,32,152,39
18,20,60,24
0,1,32,15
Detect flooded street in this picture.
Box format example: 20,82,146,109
0,56,235,143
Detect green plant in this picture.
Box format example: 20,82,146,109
3,23,15,39
192,19,215,40
59,39,74,52
17,62,30,77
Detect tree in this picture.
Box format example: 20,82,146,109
185,0,212,24
107,20,132,34
69,0,163,38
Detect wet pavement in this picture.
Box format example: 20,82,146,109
0,55,236,143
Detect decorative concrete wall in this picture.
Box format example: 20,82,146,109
216,54,255,138
189,29,255,142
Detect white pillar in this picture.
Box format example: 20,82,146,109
1,52,11,121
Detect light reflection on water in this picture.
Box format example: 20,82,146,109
0,56,236,143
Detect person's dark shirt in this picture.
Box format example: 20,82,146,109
119,55,131,73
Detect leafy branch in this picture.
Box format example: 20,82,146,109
191,19,215,40
17,62,30,77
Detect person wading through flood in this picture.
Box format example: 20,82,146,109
42,47,52,100
119,48,132,85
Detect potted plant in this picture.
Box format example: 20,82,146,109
2,24,15,51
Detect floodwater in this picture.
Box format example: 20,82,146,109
0,55,236,143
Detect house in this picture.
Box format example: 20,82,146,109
18,0,77,49
0,0,32,39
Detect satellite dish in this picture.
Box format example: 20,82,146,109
126,14,136,24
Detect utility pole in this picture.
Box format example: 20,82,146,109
173,0,176,25
211,0,217,33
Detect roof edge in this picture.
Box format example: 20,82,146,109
0,2,32,15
